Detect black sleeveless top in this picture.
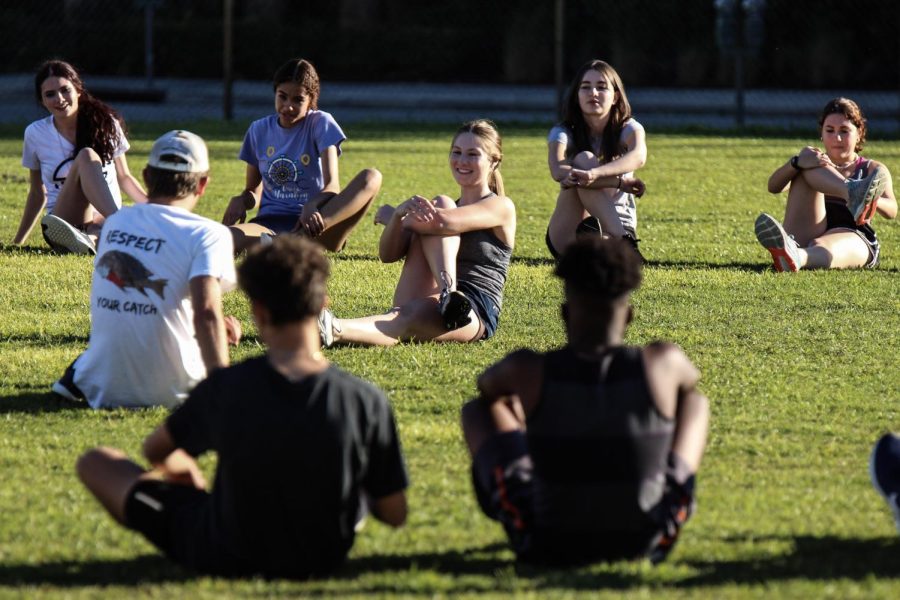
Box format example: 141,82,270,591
524,345,675,563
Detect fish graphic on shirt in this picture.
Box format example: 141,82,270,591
96,250,168,299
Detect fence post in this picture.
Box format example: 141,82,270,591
554,0,565,119
144,2,155,88
223,0,234,121
734,1,745,128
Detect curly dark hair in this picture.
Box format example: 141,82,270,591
272,58,320,111
818,97,867,152
561,59,632,164
555,236,642,301
34,59,124,163
238,236,330,325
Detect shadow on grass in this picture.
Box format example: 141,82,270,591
0,391,87,414
674,534,900,587
0,554,192,587
1,332,90,345
0,244,58,256
1,536,896,591
646,259,769,272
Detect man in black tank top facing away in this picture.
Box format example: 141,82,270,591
461,236,709,565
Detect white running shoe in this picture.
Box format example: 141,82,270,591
754,213,801,272
41,214,96,255
847,165,887,225
318,308,335,348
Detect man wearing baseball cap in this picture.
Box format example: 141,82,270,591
52,130,241,409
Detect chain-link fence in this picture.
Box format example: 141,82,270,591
1,0,898,131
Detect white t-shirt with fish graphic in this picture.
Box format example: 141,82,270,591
74,203,236,409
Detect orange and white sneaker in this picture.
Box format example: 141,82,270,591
754,213,801,272
847,165,888,225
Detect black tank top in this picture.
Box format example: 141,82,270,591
525,345,675,562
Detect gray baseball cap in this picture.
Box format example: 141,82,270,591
148,130,210,173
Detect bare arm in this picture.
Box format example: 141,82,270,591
13,169,46,244
143,424,207,489
874,162,897,219
370,490,407,527
190,275,229,372
586,120,648,180
113,154,148,204
643,342,708,472
223,164,263,225
317,144,341,195
477,349,543,416
377,198,420,263
767,146,830,193
402,194,516,246
548,141,574,182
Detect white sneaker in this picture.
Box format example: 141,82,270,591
318,308,335,348
847,165,888,225
41,214,96,255
754,213,801,272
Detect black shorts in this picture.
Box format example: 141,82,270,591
249,213,300,234
125,480,246,576
824,201,880,267
472,432,679,565
457,280,501,340
471,431,535,554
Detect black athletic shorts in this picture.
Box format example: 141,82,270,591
471,432,684,565
457,280,501,340
125,479,246,576
471,430,535,554
824,201,880,267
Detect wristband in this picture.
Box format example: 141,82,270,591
616,175,623,190
790,155,800,170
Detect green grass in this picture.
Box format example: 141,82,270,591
1,121,899,598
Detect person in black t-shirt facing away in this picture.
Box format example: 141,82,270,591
461,236,709,565
76,236,408,579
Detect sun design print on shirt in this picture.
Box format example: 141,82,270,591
268,155,301,186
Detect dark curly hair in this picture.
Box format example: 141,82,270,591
238,236,330,325
561,59,632,164
555,236,642,301
34,59,124,163
818,97,867,152
272,58,320,111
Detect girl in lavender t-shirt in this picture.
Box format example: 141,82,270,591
223,58,381,252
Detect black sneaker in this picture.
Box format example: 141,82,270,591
51,361,86,404
575,216,602,237
439,288,472,331
871,433,900,533
623,233,644,263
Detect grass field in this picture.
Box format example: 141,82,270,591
1,121,899,599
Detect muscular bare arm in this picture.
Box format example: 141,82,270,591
190,275,229,372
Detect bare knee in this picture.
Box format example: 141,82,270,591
572,151,599,169
362,168,382,193
76,446,124,483
461,398,489,430
75,147,101,165
432,194,456,209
